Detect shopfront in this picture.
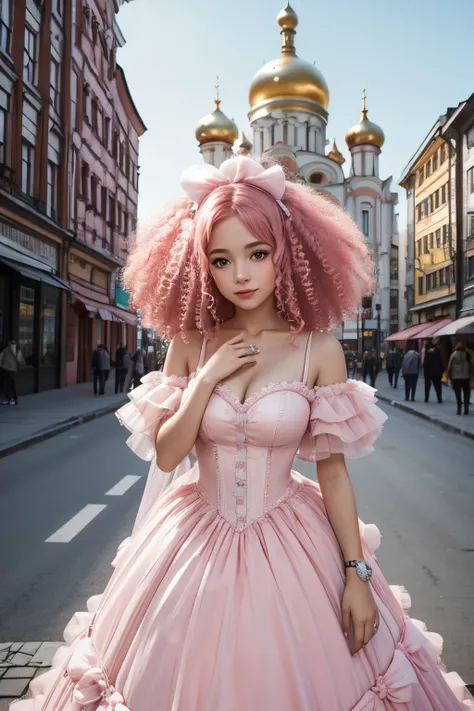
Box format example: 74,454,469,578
0,238,69,395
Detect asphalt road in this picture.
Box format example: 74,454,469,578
0,402,473,680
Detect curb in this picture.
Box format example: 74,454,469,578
376,394,474,440
0,399,127,459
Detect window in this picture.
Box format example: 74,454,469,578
55,0,63,15
50,59,61,113
104,116,110,150
440,267,446,286
90,174,98,212
467,255,474,279
429,194,434,213
81,161,89,201
432,152,438,172
423,234,429,253
435,189,440,209
0,105,6,163
46,162,57,220
41,298,57,366
0,0,12,53
23,26,37,85
417,204,422,222
108,195,115,227
425,160,431,178
71,72,78,131
443,224,448,245
124,212,129,236
468,167,474,195
418,276,424,295
426,273,432,291
429,232,434,249
309,172,324,184
435,228,441,248
470,215,474,237
83,83,89,122
441,184,447,204
362,209,369,236
21,141,34,195
440,143,446,164
113,131,119,159
91,98,98,133
101,186,107,219
19,286,35,367
417,239,422,257
119,142,124,171
418,166,424,186
433,271,438,288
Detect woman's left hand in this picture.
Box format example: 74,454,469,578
342,577,379,656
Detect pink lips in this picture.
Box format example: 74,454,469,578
235,289,257,299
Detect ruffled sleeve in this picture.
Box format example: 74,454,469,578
298,380,387,462
115,372,188,461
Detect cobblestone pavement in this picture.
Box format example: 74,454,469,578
0,642,61,699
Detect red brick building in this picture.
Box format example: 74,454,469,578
0,0,145,394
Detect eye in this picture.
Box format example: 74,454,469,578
211,257,230,268
251,250,269,261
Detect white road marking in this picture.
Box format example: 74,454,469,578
45,505,107,543
105,475,142,497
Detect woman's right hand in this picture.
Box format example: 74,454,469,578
198,333,259,387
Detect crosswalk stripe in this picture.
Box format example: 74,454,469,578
105,475,142,496
45,504,107,543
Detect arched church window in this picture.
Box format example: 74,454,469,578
309,172,324,184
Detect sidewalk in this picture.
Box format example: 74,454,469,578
0,374,127,458
373,372,474,439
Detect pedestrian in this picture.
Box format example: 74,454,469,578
385,345,401,388
401,340,420,401
114,343,130,394
447,340,472,415
131,346,146,389
24,156,470,711
362,349,378,387
0,340,21,405
423,339,444,403
91,343,110,396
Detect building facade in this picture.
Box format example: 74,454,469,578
400,94,474,325
0,0,144,395
193,3,399,351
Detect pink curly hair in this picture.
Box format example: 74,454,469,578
123,180,373,340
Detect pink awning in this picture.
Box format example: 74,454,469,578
414,318,452,339
385,323,429,342
109,305,137,326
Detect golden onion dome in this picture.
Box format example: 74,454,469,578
327,138,345,165
195,99,239,146
345,91,385,150
248,3,329,121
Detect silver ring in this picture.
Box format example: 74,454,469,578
373,623,379,633
248,344,259,354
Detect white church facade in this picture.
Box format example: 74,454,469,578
193,3,399,350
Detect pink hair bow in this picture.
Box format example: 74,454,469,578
180,156,290,216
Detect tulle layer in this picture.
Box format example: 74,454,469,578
115,373,188,461
13,476,473,711
299,380,388,461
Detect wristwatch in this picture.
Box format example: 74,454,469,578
345,560,373,582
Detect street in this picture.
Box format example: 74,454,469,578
0,403,473,683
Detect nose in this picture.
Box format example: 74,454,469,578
234,263,250,284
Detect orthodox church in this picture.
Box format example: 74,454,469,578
193,2,399,347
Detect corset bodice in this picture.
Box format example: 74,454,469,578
189,383,313,531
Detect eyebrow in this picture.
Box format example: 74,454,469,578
208,241,269,257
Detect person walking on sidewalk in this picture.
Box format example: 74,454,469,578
131,346,146,389
0,340,21,405
423,339,444,403
362,349,378,387
385,345,401,388
447,341,472,415
401,340,420,401
92,344,110,396
114,344,130,394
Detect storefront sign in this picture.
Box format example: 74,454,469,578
115,284,130,310
0,221,58,269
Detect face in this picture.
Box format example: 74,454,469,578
208,215,276,310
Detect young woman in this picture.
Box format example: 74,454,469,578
16,157,472,711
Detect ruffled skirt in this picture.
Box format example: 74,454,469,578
13,471,473,711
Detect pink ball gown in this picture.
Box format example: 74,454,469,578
14,335,473,711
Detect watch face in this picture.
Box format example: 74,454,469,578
355,561,373,581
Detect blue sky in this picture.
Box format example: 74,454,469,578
118,0,474,227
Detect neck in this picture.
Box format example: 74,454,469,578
229,295,289,336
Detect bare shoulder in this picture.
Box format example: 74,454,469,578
307,332,346,388
163,330,202,378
